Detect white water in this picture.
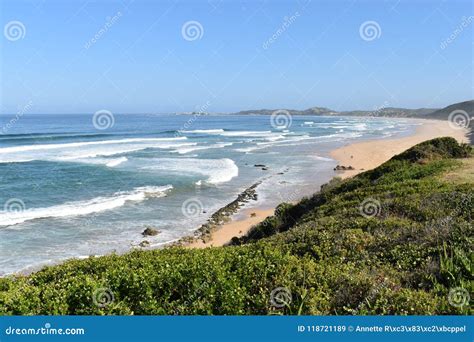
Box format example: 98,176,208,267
0,185,173,227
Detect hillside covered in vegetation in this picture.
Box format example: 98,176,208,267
0,137,472,315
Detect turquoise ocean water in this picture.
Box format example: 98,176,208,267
0,114,419,274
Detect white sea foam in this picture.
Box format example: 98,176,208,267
219,130,274,137
234,146,259,153
234,131,365,153
172,142,233,154
255,135,312,146
312,155,334,162
0,137,187,154
262,135,285,142
0,138,193,164
0,185,173,227
106,157,128,167
180,129,225,134
142,158,238,184
183,129,279,138
352,123,368,131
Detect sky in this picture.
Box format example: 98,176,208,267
0,0,473,114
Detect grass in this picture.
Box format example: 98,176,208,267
0,137,472,315
442,158,474,184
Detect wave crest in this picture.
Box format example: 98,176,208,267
0,185,173,227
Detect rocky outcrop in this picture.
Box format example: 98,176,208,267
177,182,261,245
334,165,355,171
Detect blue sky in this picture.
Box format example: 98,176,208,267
0,0,472,114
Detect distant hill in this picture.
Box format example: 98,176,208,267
232,106,437,117
341,107,436,117
422,100,473,143
232,100,474,119
234,107,338,116
422,100,474,120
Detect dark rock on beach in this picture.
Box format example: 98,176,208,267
139,240,150,247
142,227,160,236
334,165,355,171
177,182,262,245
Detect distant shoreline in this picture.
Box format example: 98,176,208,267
185,118,469,248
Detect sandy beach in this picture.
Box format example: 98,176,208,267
188,119,469,249
188,208,274,248
330,119,469,179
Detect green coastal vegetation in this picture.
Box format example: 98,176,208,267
0,137,472,315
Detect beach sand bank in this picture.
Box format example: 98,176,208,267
330,119,469,179
188,208,274,248
188,119,469,249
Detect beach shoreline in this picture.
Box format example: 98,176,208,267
186,118,469,248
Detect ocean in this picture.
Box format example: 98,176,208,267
0,113,419,275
